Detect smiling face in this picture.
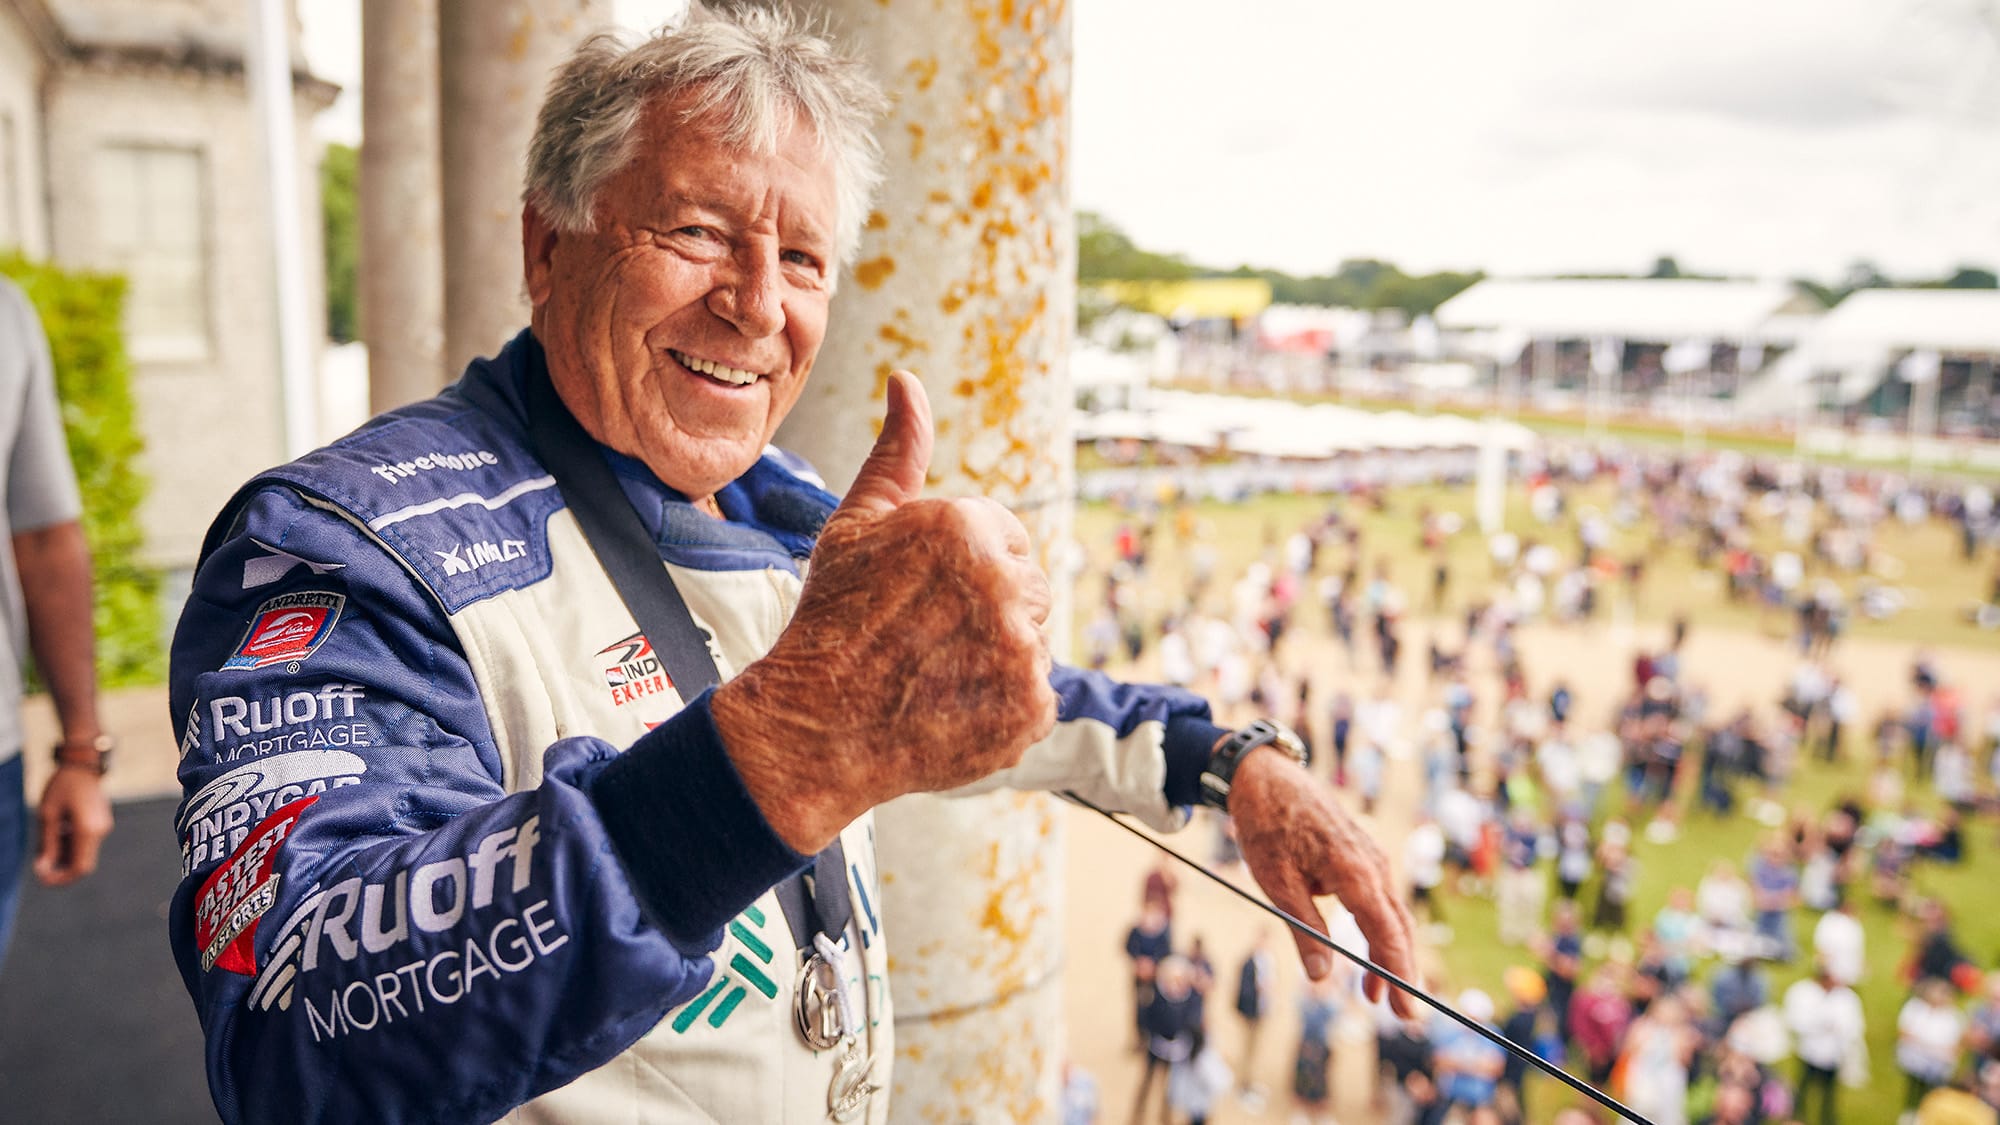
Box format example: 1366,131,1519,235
525,91,839,508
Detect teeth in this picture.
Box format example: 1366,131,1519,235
672,350,760,386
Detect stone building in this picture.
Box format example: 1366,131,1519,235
0,0,334,580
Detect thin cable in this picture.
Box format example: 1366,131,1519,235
1067,793,1658,1125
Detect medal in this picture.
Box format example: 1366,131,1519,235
794,950,847,1050
828,1039,879,1123
774,846,876,1117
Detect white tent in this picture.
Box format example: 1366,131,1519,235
1805,289,2000,355
1792,289,2000,404
1434,278,1801,343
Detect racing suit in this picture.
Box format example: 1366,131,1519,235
168,330,1225,1124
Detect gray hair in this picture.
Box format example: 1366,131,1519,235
524,4,886,273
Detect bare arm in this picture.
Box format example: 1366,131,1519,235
15,519,112,885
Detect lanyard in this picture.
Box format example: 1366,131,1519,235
519,358,853,964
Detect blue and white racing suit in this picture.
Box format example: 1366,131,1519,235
168,330,1225,1124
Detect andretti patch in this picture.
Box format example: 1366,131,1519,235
224,591,345,671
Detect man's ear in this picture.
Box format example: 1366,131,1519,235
523,203,560,308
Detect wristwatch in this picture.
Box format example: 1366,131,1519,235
52,733,115,776
1198,719,1306,810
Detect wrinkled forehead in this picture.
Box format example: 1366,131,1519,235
644,83,825,166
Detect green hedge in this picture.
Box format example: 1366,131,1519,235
1,252,163,687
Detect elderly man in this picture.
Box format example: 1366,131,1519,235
166,7,1411,1123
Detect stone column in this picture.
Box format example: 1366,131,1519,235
780,3,1076,1121
361,0,445,412
438,0,608,372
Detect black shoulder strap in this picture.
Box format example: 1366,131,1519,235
523,367,725,697
521,361,849,953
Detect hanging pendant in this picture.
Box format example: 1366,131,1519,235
794,951,846,1050
828,1038,879,1123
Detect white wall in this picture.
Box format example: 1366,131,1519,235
44,63,315,567
0,8,51,257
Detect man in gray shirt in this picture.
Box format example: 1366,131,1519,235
0,275,114,965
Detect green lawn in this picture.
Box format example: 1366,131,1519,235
1074,475,1997,653
1070,480,2000,1121
1428,760,1991,1125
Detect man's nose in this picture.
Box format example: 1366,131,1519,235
709,247,785,337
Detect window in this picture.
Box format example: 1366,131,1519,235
95,144,210,361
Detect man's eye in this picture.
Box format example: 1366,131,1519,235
781,249,822,271
675,226,713,240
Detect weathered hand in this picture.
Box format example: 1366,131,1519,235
1229,745,1419,1016
34,766,113,886
714,371,1056,853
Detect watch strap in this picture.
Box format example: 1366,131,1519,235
1198,719,1303,810
53,733,115,776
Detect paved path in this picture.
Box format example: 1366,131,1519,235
0,792,211,1123
0,687,207,1122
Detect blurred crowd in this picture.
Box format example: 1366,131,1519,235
1066,447,2000,1125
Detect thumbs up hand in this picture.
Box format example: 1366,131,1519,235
714,371,1057,854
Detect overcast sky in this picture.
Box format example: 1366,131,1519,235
299,0,2000,283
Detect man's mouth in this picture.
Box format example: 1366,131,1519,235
670,349,762,387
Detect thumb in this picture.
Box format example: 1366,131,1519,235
838,370,932,516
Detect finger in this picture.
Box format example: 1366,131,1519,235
997,507,1031,559
837,370,933,516
33,798,64,885
1341,841,1418,1013
1019,564,1054,629
1352,891,1416,1012
957,496,1031,560
1382,890,1421,1017
67,808,110,881
1261,867,1335,980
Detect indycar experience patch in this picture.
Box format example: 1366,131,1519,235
597,632,674,710
224,591,345,671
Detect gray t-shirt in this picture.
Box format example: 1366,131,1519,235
0,277,85,762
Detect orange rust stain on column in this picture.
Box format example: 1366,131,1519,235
906,56,939,92
878,319,927,357
864,209,889,231
852,255,896,290
507,11,535,60
905,121,926,158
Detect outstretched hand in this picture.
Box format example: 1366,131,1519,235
1228,746,1419,1017
714,371,1057,853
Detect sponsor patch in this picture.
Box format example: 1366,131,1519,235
435,538,527,578
179,703,202,759
224,592,345,671
248,814,561,1030
200,684,373,765
177,750,366,874
242,539,346,590
369,449,500,485
597,632,674,712
194,795,316,975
